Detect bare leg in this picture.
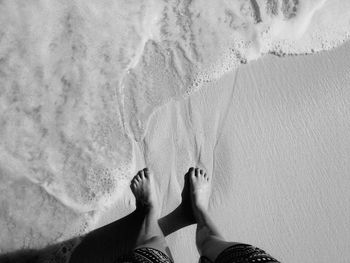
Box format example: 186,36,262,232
71,167,228,263
70,168,173,263
189,167,239,262
130,168,173,259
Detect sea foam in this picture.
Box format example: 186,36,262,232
123,0,350,141
0,0,349,251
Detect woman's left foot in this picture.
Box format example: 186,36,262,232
130,168,160,217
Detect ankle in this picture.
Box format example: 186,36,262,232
193,207,209,225
135,203,157,214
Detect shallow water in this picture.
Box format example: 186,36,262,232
0,0,349,256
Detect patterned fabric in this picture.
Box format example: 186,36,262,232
116,244,279,263
199,244,281,263
133,247,173,263
116,247,173,263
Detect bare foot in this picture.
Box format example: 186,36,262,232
178,168,196,224
189,167,212,221
157,169,197,236
130,168,160,216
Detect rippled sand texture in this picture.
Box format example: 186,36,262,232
0,0,349,255
135,44,350,262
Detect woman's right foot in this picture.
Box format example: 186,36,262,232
189,167,212,222
157,167,212,236
178,168,196,224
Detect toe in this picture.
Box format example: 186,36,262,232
184,170,191,184
195,168,200,177
189,168,196,182
199,169,205,178
189,167,195,177
130,181,137,190
139,170,145,179
188,167,195,180
143,168,149,178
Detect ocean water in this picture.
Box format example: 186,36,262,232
0,0,349,255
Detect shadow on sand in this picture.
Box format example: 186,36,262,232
0,209,147,263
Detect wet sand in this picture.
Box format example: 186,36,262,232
97,41,350,263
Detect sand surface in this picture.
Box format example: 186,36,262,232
98,42,350,263
1,1,350,262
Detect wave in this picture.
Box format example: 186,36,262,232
0,0,349,248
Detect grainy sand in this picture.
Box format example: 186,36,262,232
98,41,350,262
1,1,350,262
